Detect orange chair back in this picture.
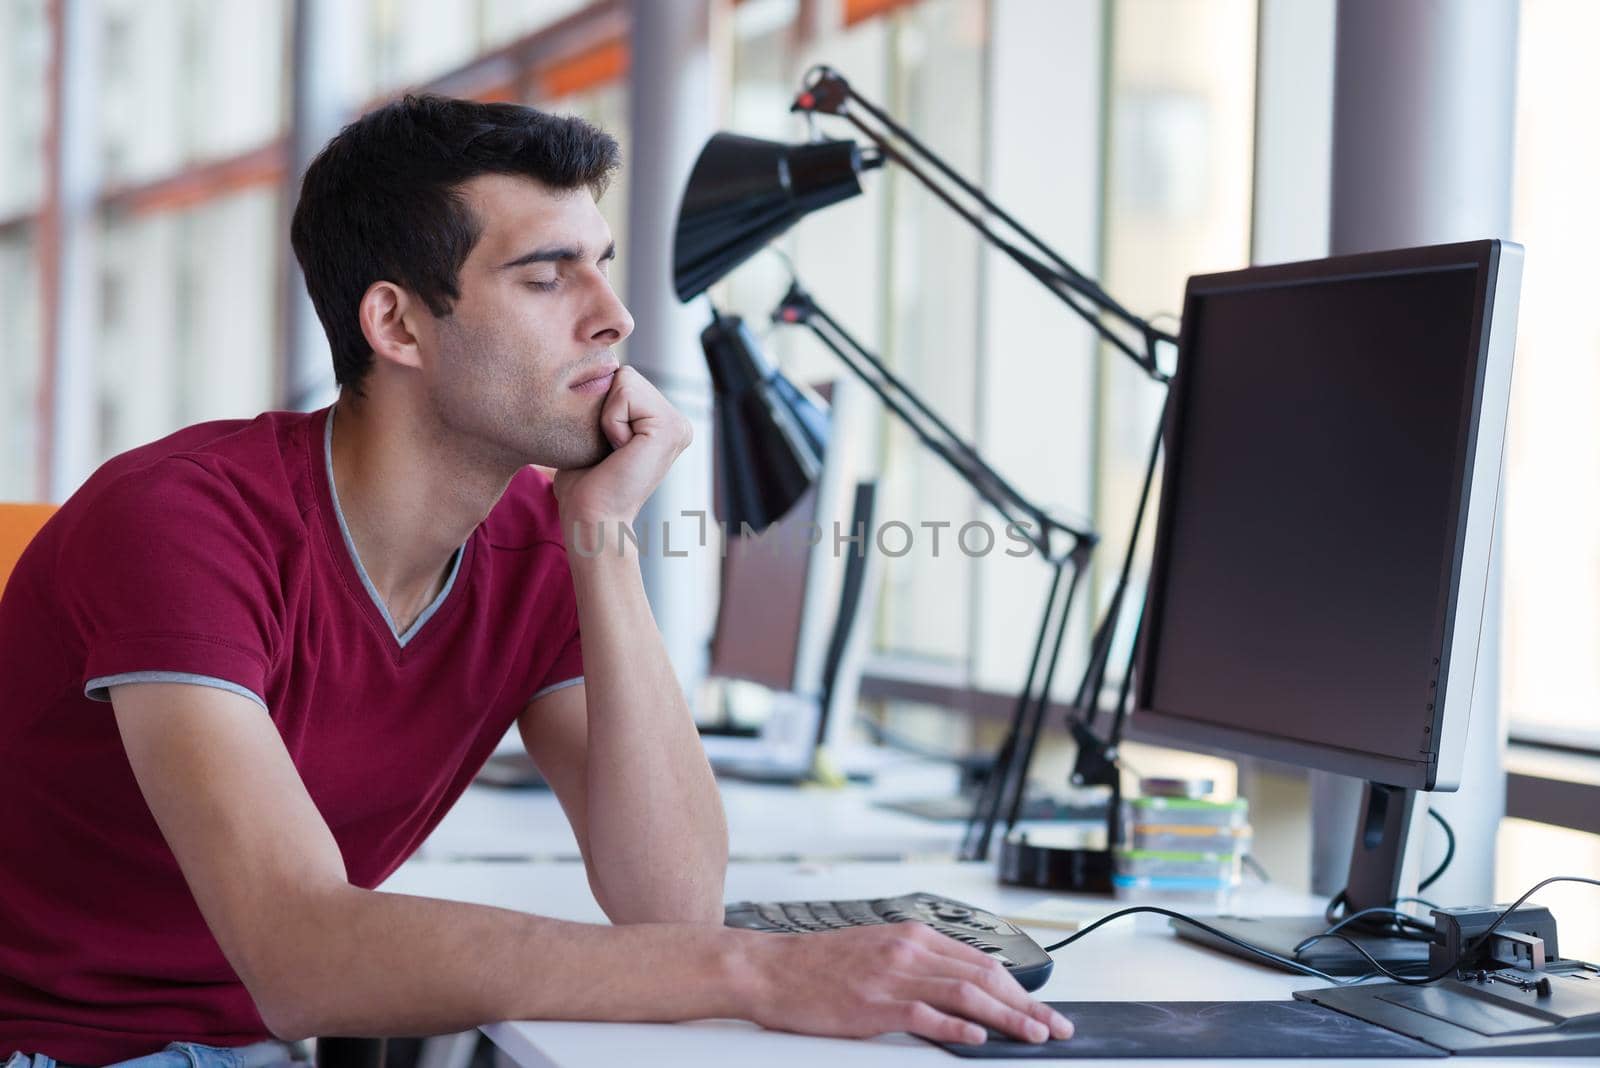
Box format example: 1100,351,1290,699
0,504,58,596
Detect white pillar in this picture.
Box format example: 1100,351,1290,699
1311,0,1520,905
1329,0,1520,253
280,0,361,411
1249,0,1334,268
623,0,720,697
46,0,100,500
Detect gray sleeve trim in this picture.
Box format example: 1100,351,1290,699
528,675,584,704
85,671,269,712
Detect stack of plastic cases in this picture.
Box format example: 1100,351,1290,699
1114,796,1252,901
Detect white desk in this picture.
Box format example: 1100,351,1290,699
418,763,974,862
379,858,1524,1067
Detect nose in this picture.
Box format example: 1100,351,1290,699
587,276,635,346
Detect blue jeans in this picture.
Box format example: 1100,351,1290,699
5,1039,308,1068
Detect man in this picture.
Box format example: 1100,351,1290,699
0,95,1070,1062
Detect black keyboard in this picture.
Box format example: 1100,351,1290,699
724,891,1054,991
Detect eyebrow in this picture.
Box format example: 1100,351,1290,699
498,241,617,271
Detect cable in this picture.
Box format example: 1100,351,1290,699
1395,895,1441,912
1043,876,1600,993
1290,932,1441,984
1241,853,1272,884
1467,875,1600,954
1045,875,1600,997
1313,906,1434,940
1291,906,1434,956
1419,808,1455,892
1041,905,1381,986
1332,875,1600,987
1324,807,1457,922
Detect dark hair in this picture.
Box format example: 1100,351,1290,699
289,93,621,393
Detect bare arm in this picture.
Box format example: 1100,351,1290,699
545,366,744,925
112,680,1068,1044
519,549,727,925
110,682,743,1038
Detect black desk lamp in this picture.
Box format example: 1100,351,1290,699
699,310,829,531
674,66,1175,890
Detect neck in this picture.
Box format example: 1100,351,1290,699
327,393,516,627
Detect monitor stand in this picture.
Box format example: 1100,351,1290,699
1172,913,1430,975
1172,781,1432,976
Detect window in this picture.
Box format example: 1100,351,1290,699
716,0,1262,713
0,230,42,500
0,0,49,217
480,0,592,50
10,1,624,501
96,188,280,460
1095,0,1259,682
0,0,48,500
364,0,482,101
724,0,995,674
345,0,595,106
876,0,988,667
84,1,291,477
1504,0,1600,751
98,0,289,186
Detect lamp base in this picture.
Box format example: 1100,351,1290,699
998,830,1115,894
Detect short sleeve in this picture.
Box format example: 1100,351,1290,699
528,551,583,703
60,459,283,711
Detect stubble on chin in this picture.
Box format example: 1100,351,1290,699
543,414,611,471
495,383,613,471
459,404,610,474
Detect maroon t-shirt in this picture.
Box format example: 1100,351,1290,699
0,406,584,1061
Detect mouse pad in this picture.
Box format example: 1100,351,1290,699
928,1001,1445,1058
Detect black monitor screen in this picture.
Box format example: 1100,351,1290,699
1140,262,1485,781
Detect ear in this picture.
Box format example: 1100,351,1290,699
358,281,430,372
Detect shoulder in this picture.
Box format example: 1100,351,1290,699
41,420,299,674
57,458,266,584
481,466,567,552
57,412,311,562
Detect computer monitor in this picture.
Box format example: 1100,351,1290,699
1132,239,1524,973
700,382,881,781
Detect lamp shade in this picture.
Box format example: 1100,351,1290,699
701,314,829,532
673,133,869,302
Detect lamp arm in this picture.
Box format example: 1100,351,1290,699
1073,392,1170,737
795,67,1175,383
776,283,1096,562
855,127,1164,378
984,407,1167,860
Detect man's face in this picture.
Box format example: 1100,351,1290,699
422,173,634,471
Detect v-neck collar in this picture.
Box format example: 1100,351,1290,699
319,406,468,649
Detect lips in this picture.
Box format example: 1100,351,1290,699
570,363,619,395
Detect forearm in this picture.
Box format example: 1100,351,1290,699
257,883,755,1039
567,536,728,923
